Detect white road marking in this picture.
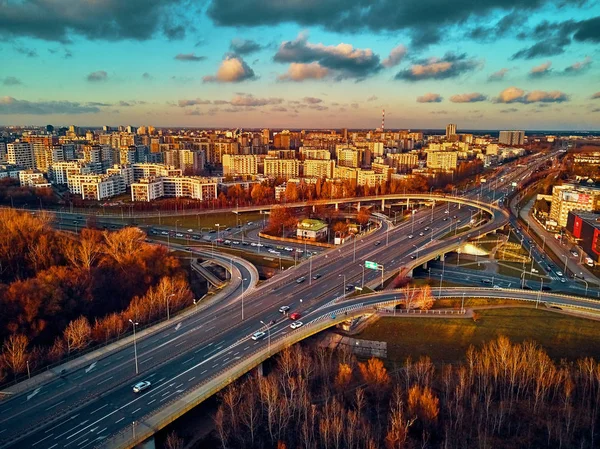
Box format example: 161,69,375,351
140,357,153,364
188,376,196,382
175,323,182,331
77,438,89,446
200,370,207,375
115,418,125,424
97,376,113,386
27,388,41,401
53,420,89,440
32,434,53,446
45,400,65,411
174,341,186,347
175,383,183,389
47,445,58,449
148,399,156,405
132,408,141,414
85,362,97,373
90,404,108,415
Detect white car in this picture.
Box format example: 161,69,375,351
133,381,151,393
284,247,293,251
408,234,413,239
290,321,303,330
251,331,266,341
279,305,290,313
250,242,258,247
556,271,563,277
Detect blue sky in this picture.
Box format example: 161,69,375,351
1,0,599,130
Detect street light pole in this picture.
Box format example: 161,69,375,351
439,259,445,297
309,256,313,285
563,255,568,276
353,235,356,262
339,274,346,298
128,319,139,374
461,293,465,313
361,264,365,289
238,277,247,320
166,294,174,320
260,320,271,353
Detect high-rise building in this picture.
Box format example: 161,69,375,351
7,141,34,168
549,184,600,227
336,147,362,168
499,130,525,146
0,142,6,163
445,124,457,138
303,159,335,179
222,154,258,176
426,151,458,170
264,158,300,179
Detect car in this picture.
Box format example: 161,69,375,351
556,271,563,277
444,210,449,214
424,227,429,231
192,235,201,240
224,240,231,245
187,229,193,233
225,227,231,231
560,278,566,283
284,247,293,251
251,331,266,341
279,305,290,313
312,274,322,280
256,243,264,247
408,234,414,239
176,233,184,237
481,279,492,284
374,241,381,246
242,241,250,246
289,312,301,320
443,217,448,221
290,321,303,330
296,276,306,283
410,255,417,259
419,232,424,236
571,250,578,257
345,284,354,291
231,240,240,245
493,285,502,289
161,231,169,235
247,221,253,225
250,242,258,247
209,230,216,234
133,381,151,393
453,215,458,219
296,249,304,254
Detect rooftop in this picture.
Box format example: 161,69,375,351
298,218,328,231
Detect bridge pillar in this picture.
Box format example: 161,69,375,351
406,269,413,278
381,198,385,211
440,253,445,262
138,436,156,449
422,261,427,269
257,362,264,377
312,205,316,213
335,203,339,211
357,202,361,211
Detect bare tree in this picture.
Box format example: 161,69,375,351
1,334,29,377
164,431,184,449
63,316,92,354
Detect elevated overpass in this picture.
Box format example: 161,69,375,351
98,286,599,449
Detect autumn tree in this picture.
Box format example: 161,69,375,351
264,206,298,237
357,207,371,226
359,357,390,386
335,363,353,389
1,334,29,377
164,431,184,449
63,316,92,354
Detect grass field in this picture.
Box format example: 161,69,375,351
441,254,486,271
136,211,265,231
358,308,600,363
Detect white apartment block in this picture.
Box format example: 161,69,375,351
299,148,331,160
81,174,126,201
18,170,51,188
130,176,218,202
357,169,386,187
264,158,300,179
51,161,91,185
222,154,258,176
132,163,182,181
499,130,525,146
355,141,384,158
106,165,134,186
550,184,600,227
336,147,362,168
7,141,34,169
333,165,359,183
303,159,335,178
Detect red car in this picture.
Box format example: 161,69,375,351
289,312,301,320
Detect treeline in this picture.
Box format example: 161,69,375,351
0,209,191,381
209,336,600,449
0,178,59,207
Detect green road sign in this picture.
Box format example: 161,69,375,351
365,261,379,270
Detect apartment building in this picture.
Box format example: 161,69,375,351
131,163,182,181
81,174,126,200
304,159,335,179
499,130,525,146
426,151,458,170
299,148,331,160
106,165,134,186
336,147,362,168
357,169,386,187
264,158,300,179
549,184,600,227
0,142,6,163
130,176,217,202
18,170,51,188
387,153,419,171
334,165,359,184
7,141,34,169
222,154,258,176
50,161,91,185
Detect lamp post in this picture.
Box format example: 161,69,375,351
353,235,357,262
361,264,365,289
166,294,175,320
238,277,247,320
215,224,221,241
461,292,465,313
581,277,589,296
439,258,445,297
128,319,139,374
562,255,568,276
309,255,313,285
339,274,346,298
27,360,30,379
260,320,271,353
413,244,419,260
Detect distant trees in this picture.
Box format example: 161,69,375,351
264,206,298,237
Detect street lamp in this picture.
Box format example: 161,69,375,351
128,319,139,374
413,244,419,259
166,294,175,320
339,274,346,299
238,277,247,320
562,254,568,276
175,220,181,235
260,320,271,353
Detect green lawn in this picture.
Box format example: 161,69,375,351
134,211,265,231
358,308,600,363
442,253,486,271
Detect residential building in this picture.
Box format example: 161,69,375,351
387,153,419,171
264,158,300,178
106,165,134,186
50,161,90,185
426,151,458,170
18,170,51,188
222,154,258,176
7,141,34,169
574,153,600,165
549,184,600,227
130,176,217,202
0,142,6,163
131,163,182,181
296,219,328,241
179,149,205,173
357,169,386,187
336,147,362,168
81,174,126,200
300,148,331,160
334,165,359,184
304,159,335,179
499,130,525,146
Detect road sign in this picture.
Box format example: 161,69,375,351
365,261,379,270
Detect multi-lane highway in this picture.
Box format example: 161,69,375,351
0,152,572,449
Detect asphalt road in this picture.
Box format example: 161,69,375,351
0,154,562,448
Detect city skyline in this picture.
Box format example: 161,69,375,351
1,0,600,129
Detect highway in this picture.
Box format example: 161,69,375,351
0,153,569,448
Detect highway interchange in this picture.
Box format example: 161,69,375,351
1,149,596,449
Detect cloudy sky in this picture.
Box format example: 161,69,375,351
1,0,599,130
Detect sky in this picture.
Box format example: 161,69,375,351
1,0,600,130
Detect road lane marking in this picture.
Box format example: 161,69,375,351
45,400,65,411
141,357,153,364
182,357,194,364
90,404,108,415
27,388,41,401
175,341,186,347
115,418,125,424
97,376,113,386
47,445,57,449
175,383,183,389
132,408,141,414
188,376,196,382
161,391,171,397
53,420,89,440
201,370,207,375
32,434,53,446
148,399,156,405
77,438,89,446
85,362,97,373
